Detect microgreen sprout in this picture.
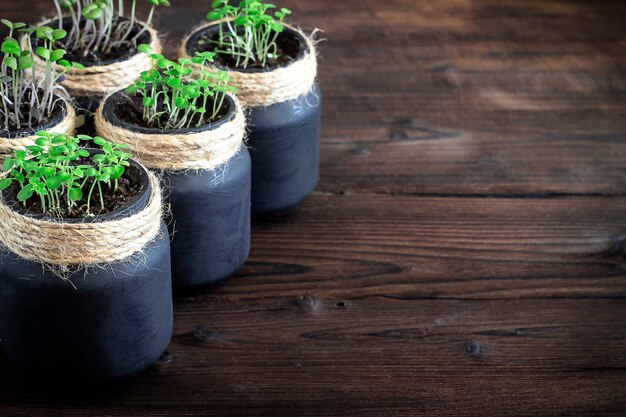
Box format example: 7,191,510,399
52,0,170,58
125,44,237,130
0,19,82,132
205,0,292,68
0,131,132,217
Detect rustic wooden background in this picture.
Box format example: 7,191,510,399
1,0,625,415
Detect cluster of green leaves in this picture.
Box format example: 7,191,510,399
206,0,292,68
53,0,170,57
0,20,82,131
0,132,132,217
125,44,237,130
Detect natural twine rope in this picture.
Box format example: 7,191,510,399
25,20,161,97
0,168,162,267
0,102,76,161
94,94,246,171
179,22,317,108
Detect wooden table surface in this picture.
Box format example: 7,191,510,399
1,0,625,415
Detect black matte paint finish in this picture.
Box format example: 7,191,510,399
185,24,322,215
0,161,173,382
247,86,321,215
164,147,251,289
101,92,251,290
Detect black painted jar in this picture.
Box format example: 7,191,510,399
0,157,172,381
29,17,162,135
0,98,76,162
95,92,250,290
182,22,321,215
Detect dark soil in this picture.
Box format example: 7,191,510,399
114,93,229,129
8,162,144,219
34,17,150,67
192,25,303,70
0,95,62,136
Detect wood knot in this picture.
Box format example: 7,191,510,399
336,300,350,309
619,240,626,258
432,64,456,73
464,340,482,358
193,326,220,342
350,145,371,155
296,295,320,312
603,237,626,258
156,349,174,365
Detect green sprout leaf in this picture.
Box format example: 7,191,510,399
18,55,34,70
206,11,222,21
35,26,53,40
1,38,21,55
166,78,181,89
46,175,62,190
3,56,17,70
174,96,189,109
35,47,50,60
2,157,14,172
34,137,49,147
0,178,12,191
68,188,83,202
138,44,153,54
143,96,156,107
50,49,66,62
16,184,33,202
52,29,68,41
60,0,77,8
1,19,13,29
93,136,107,147
83,3,104,20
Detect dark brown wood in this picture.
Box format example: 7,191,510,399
1,0,626,415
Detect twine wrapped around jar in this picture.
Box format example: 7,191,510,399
179,22,318,108
25,21,161,98
0,101,76,161
94,93,246,172
0,168,163,268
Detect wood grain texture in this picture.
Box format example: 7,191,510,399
226,194,626,301
1,0,625,415
1,297,625,416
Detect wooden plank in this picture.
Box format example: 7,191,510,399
0,297,624,416
195,193,626,301
313,0,626,195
